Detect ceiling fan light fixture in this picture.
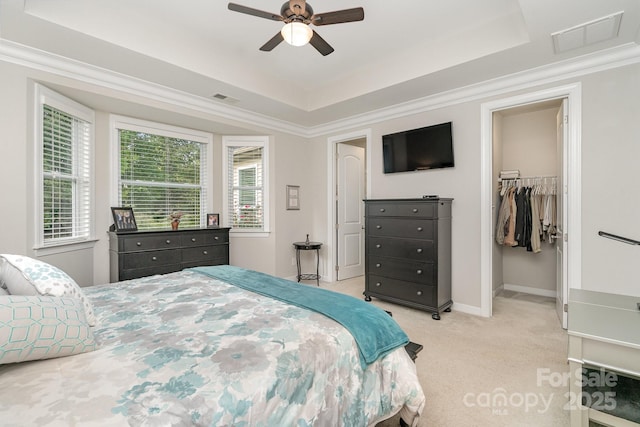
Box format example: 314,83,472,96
281,22,312,46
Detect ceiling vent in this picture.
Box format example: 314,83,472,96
551,11,623,54
212,93,239,104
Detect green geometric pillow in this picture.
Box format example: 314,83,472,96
0,295,97,364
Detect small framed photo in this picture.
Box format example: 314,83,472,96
207,213,220,228
111,207,138,231
286,185,300,210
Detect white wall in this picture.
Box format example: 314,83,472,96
0,62,30,257
2,56,639,304
314,61,640,309
0,60,316,285
579,65,640,295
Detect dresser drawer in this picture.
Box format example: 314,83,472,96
367,218,435,239
182,245,228,263
368,237,435,261
181,231,229,247
122,248,181,269
122,235,181,252
367,274,437,307
368,256,434,285
366,202,436,218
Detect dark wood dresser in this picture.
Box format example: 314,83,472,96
109,228,230,282
364,198,453,320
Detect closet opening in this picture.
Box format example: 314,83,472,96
491,98,567,328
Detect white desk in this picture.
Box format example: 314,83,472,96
568,289,640,426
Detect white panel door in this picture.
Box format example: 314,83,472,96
556,99,568,329
337,143,365,280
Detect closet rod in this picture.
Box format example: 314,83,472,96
499,175,557,180
598,231,640,246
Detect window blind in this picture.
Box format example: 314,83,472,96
227,146,264,229
42,104,92,244
118,129,206,230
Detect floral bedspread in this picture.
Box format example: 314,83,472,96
0,270,425,426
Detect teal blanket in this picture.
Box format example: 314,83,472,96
190,265,409,367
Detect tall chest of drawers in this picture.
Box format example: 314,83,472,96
364,198,453,320
109,228,230,282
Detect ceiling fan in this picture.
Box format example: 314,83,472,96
227,1,364,56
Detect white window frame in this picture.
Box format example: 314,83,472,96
222,135,270,236
34,84,95,253
110,115,213,229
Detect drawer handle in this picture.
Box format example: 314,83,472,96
152,256,157,261
416,248,423,253
417,291,423,296
376,282,381,287
214,236,219,240
166,240,171,244
379,208,385,212
136,242,142,246
375,244,381,249
191,238,197,242
203,250,208,255
376,225,382,229
417,227,423,232
375,263,381,268
416,269,423,275
412,208,418,213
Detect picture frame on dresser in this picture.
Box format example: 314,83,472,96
207,213,220,228
111,207,137,231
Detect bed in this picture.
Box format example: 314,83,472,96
0,257,425,426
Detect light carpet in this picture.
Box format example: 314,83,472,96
317,277,571,427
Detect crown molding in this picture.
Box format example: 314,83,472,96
308,42,640,137
1,38,639,139
0,39,307,136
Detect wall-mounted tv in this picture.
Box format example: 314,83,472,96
382,121,454,173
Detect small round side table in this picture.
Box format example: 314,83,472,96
293,241,322,286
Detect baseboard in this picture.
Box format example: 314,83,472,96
493,284,504,298
451,302,485,317
503,283,556,298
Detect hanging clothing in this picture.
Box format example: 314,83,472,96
495,187,516,246
530,193,542,253
514,187,527,247
495,191,510,245
542,194,557,243
495,177,557,252
504,190,518,247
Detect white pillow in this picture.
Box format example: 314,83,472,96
0,255,96,326
0,295,96,364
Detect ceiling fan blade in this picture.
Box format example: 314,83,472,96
311,7,364,26
309,30,334,56
260,32,284,52
228,3,283,22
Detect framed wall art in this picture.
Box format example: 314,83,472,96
286,185,300,210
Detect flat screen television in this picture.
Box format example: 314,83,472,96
382,121,454,173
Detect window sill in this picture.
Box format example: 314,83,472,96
33,239,98,256
229,231,270,238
